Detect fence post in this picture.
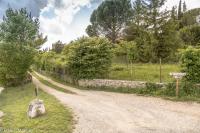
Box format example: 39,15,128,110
160,58,162,83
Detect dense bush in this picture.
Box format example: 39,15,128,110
181,47,200,83
0,43,35,86
113,41,137,63
180,25,200,46
34,37,113,83
65,37,112,82
0,8,39,86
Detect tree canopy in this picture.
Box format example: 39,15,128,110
86,0,133,43
0,8,39,86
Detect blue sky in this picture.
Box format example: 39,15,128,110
0,0,200,48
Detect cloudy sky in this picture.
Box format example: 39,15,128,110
0,0,200,48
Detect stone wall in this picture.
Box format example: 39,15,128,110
78,79,147,89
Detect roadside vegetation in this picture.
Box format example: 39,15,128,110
32,0,200,101
31,72,75,94
0,0,200,131
0,83,74,133
35,71,200,103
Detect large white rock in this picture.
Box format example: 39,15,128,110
27,99,46,118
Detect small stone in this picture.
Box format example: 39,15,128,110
27,99,46,118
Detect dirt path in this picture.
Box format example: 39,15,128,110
32,72,200,133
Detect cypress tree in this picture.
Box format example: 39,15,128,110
178,0,183,20
183,1,187,13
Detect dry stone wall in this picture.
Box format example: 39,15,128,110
78,79,147,89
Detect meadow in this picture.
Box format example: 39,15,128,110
0,83,74,133
109,63,181,83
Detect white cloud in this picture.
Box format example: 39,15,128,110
39,0,92,49
39,0,200,49
164,0,200,10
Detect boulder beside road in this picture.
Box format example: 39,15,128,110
27,99,46,118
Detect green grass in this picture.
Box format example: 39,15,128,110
0,83,74,133
31,72,75,94
109,63,181,83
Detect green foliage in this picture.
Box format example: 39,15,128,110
155,20,182,62
178,0,183,20
0,8,39,46
0,42,35,86
180,8,200,27
0,8,39,86
34,33,47,49
86,0,133,43
181,47,200,83
180,25,200,46
65,37,112,81
124,24,156,62
52,40,65,54
113,41,137,63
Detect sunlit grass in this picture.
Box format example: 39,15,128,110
0,83,74,133
109,63,181,83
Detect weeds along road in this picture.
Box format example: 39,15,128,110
33,72,200,133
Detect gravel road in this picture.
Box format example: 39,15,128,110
33,72,200,133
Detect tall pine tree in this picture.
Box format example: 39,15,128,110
178,0,183,20
183,1,187,13
171,6,177,21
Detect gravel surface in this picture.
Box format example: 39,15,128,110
33,72,200,133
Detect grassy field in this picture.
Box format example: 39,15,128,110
0,83,74,133
109,63,181,83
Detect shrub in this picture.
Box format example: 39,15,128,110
180,25,200,46
0,43,35,86
65,37,112,82
180,47,200,83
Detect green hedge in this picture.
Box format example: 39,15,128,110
181,47,200,83
34,37,113,83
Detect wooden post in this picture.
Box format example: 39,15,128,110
176,79,179,97
35,86,38,97
130,61,133,79
160,58,162,83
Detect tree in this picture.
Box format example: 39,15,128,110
178,0,183,20
155,20,182,62
0,8,39,86
86,25,98,37
171,6,177,21
65,37,112,83
124,24,155,62
180,8,200,27
52,40,65,54
0,8,39,46
86,0,133,43
180,25,200,46
144,0,168,35
183,1,187,13
144,0,174,61
132,0,147,26
34,33,47,49
124,0,147,41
